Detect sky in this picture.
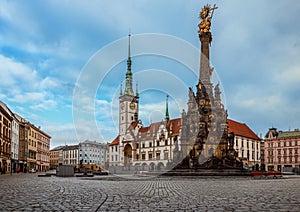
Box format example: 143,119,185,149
0,0,300,148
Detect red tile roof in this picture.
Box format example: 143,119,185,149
139,122,161,139
130,121,139,130
109,135,119,146
228,119,260,140
167,118,182,135
110,118,259,144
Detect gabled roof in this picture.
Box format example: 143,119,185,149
228,119,260,140
109,135,119,146
166,118,182,135
139,122,161,139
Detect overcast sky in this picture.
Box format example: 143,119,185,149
1,0,300,148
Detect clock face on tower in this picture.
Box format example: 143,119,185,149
130,102,136,110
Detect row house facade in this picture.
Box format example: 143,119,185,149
49,146,64,170
78,140,107,168
35,125,51,172
0,102,13,174
15,114,51,172
62,145,78,166
10,113,19,172
228,119,261,167
264,128,300,172
50,142,108,170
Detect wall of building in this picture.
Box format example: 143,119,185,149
264,137,300,172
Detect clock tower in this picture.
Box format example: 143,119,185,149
119,34,139,136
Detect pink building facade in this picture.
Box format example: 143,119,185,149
264,128,300,173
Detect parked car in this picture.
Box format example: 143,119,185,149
29,168,36,173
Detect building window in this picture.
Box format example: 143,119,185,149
295,157,298,163
295,149,298,154
111,156,113,161
165,140,168,146
156,141,160,146
283,149,287,155
149,142,152,147
289,149,293,155
115,146,117,152
278,157,281,163
142,143,145,148
156,152,160,160
142,153,145,160
289,157,293,163
136,143,139,149
164,152,168,160
136,154,139,160
149,153,152,160
115,155,118,161
289,141,292,146
278,149,281,155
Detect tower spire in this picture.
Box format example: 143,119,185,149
135,81,139,97
165,94,170,121
120,83,123,96
124,33,134,95
127,33,132,74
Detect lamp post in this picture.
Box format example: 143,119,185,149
11,152,13,176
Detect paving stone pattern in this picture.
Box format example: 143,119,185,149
0,174,299,211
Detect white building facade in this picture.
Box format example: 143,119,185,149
62,145,78,167
10,114,19,172
228,119,261,167
78,140,107,167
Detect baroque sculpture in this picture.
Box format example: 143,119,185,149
173,4,242,171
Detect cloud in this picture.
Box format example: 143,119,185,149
30,99,58,111
0,55,38,88
8,92,46,103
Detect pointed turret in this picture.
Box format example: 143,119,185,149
165,95,170,122
135,81,139,97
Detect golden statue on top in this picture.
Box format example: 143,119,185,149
198,4,218,34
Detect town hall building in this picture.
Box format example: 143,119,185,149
109,6,261,172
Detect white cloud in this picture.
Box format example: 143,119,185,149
276,66,300,84
30,99,57,111
0,55,38,87
8,92,46,103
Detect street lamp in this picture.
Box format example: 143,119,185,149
11,152,13,176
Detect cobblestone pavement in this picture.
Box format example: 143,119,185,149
0,173,299,211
